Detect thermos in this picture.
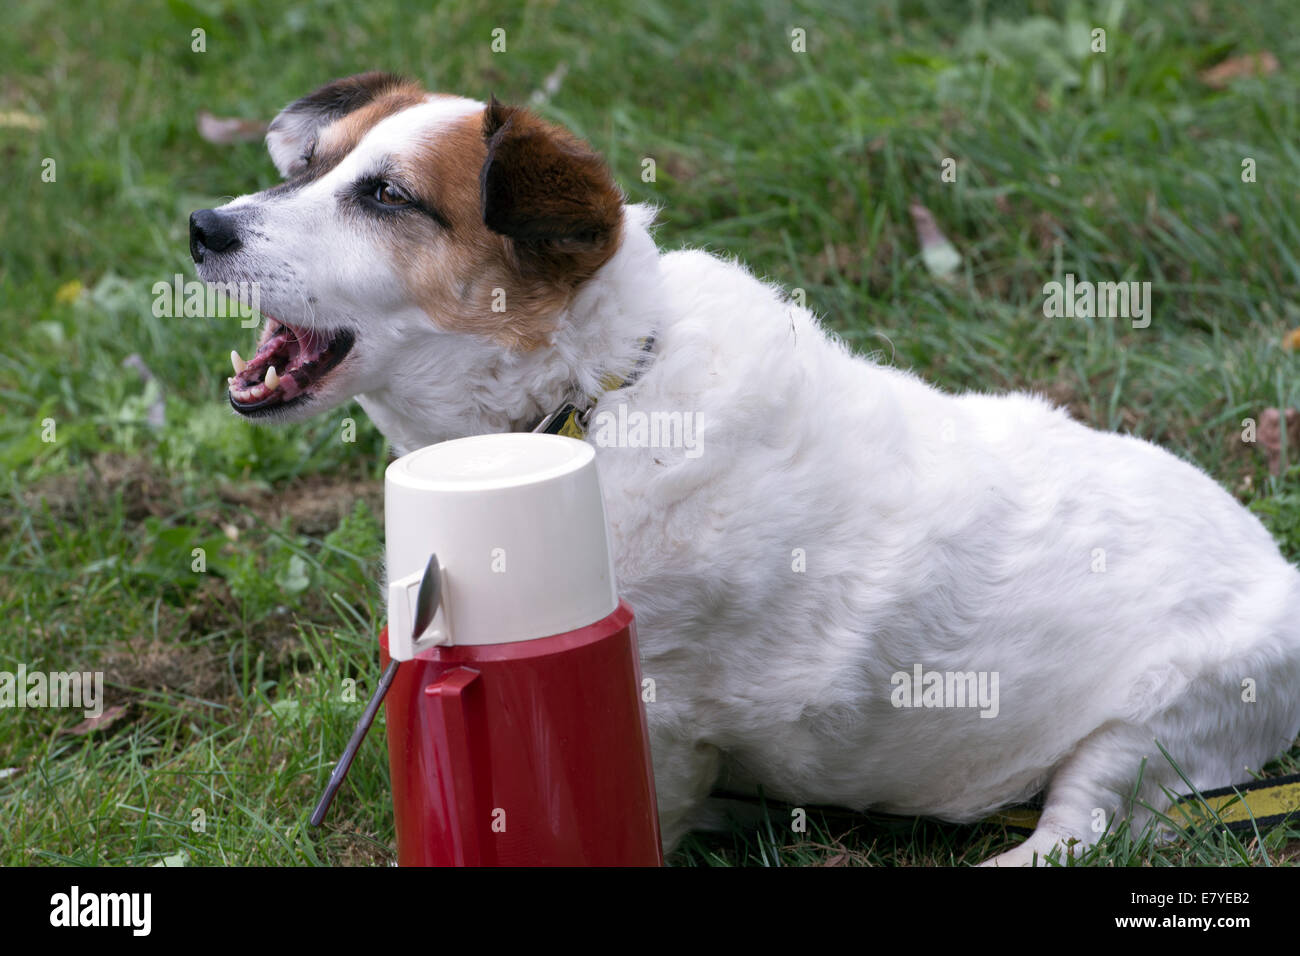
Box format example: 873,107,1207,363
381,433,662,866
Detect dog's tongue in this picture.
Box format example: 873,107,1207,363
293,326,331,361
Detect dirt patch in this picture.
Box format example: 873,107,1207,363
101,634,230,703
22,453,386,538
180,575,243,637
329,821,396,867
217,473,384,535
176,576,305,662
20,456,386,713
21,453,183,522
1277,839,1300,864
98,578,328,710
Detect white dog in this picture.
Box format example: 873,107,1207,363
192,73,1300,865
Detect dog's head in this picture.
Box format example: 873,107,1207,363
192,72,624,426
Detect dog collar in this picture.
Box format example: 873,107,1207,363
531,334,656,439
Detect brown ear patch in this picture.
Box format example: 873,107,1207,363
366,102,629,356
382,104,626,353
382,111,565,351
479,97,623,284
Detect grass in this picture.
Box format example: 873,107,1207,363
2,0,1299,865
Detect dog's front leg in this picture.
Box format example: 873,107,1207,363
647,727,723,856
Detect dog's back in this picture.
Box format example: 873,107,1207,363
595,237,1300,858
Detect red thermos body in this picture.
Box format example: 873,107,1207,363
381,434,662,866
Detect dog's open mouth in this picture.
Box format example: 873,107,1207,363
227,319,354,414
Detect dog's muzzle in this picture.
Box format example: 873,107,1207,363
189,208,241,263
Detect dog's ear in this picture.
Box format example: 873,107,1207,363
266,72,412,178
480,97,624,281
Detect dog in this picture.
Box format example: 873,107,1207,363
191,72,1300,865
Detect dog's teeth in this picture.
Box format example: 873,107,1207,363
227,376,235,385
231,350,247,374
265,366,279,390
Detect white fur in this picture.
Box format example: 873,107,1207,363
212,103,1300,865
373,203,1300,863
202,96,487,417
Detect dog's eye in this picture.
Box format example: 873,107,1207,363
374,182,412,207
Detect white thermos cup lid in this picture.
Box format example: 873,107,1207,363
385,433,618,657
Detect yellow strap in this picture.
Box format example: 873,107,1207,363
597,369,628,394
987,776,1300,833
545,335,655,440
985,806,1045,831
1166,778,1300,828
555,409,587,440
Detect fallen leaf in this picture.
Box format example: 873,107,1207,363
1199,52,1278,89
0,110,44,130
909,202,962,280
62,704,126,736
53,279,82,305
122,353,154,380
152,850,190,867
1283,328,1300,351
197,110,268,144
122,355,166,428
1257,407,1300,475
0,767,21,780
529,62,569,106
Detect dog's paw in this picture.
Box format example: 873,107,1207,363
978,844,1046,867
978,833,1079,867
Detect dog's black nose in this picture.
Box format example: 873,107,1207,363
189,208,241,263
